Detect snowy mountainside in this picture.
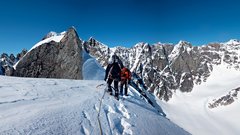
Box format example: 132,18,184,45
159,64,240,135
85,38,240,102
84,37,240,134
0,76,189,135
0,49,27,76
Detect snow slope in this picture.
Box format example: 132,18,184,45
82,50,105,80
159,63,240,135
0,76,189,135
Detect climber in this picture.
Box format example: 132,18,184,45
104,54,122,100
120,66,131,96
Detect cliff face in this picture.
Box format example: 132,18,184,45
14,28,83,80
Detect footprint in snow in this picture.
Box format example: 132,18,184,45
80,125,90,135
83,111,90,120
121,118,133,135
118,103,130,119
94,104,99,111
104,105,116,114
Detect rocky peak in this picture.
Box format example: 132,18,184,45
0,52,19,76
14,27,83,79
176,40,192,51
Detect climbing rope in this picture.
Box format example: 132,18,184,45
96,85,107,135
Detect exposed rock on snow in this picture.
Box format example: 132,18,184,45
208,87,240,108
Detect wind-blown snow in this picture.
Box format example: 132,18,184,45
0,76,189,135
159,63,240,135
82,58,105,80
82,50,105,80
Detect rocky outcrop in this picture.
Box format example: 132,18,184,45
0,53,19,76
14,27,83,79
208,87,240,108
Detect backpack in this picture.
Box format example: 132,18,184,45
109,63,121,80
121,67,131,81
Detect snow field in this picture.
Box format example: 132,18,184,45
159,64,240,135
0,76,189,135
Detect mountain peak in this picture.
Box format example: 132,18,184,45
225,39,240,45
177,40,192,47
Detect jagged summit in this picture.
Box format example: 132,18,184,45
176,40,192,48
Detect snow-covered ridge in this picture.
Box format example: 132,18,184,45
30,31,66,52
0,76,189,135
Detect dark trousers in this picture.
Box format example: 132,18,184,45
107,78,119,97
120,80,128,96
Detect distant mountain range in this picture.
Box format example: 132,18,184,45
1,27,240,104
85,36,240,103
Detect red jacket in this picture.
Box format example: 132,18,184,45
121,67,131,81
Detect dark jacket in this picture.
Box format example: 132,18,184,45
105,63,121,81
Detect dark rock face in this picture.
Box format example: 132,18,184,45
14,28,83,79
16,49,27,60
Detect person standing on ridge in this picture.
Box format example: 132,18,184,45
104,55,121,100
120,66,131,96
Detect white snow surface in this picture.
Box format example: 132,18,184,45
159,63,240,135
0,76,189,135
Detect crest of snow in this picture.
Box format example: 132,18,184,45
159,63,240,135
82,50,105,80
30,31,66,52
82,58,105,80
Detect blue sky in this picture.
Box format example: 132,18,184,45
1,0,240,54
